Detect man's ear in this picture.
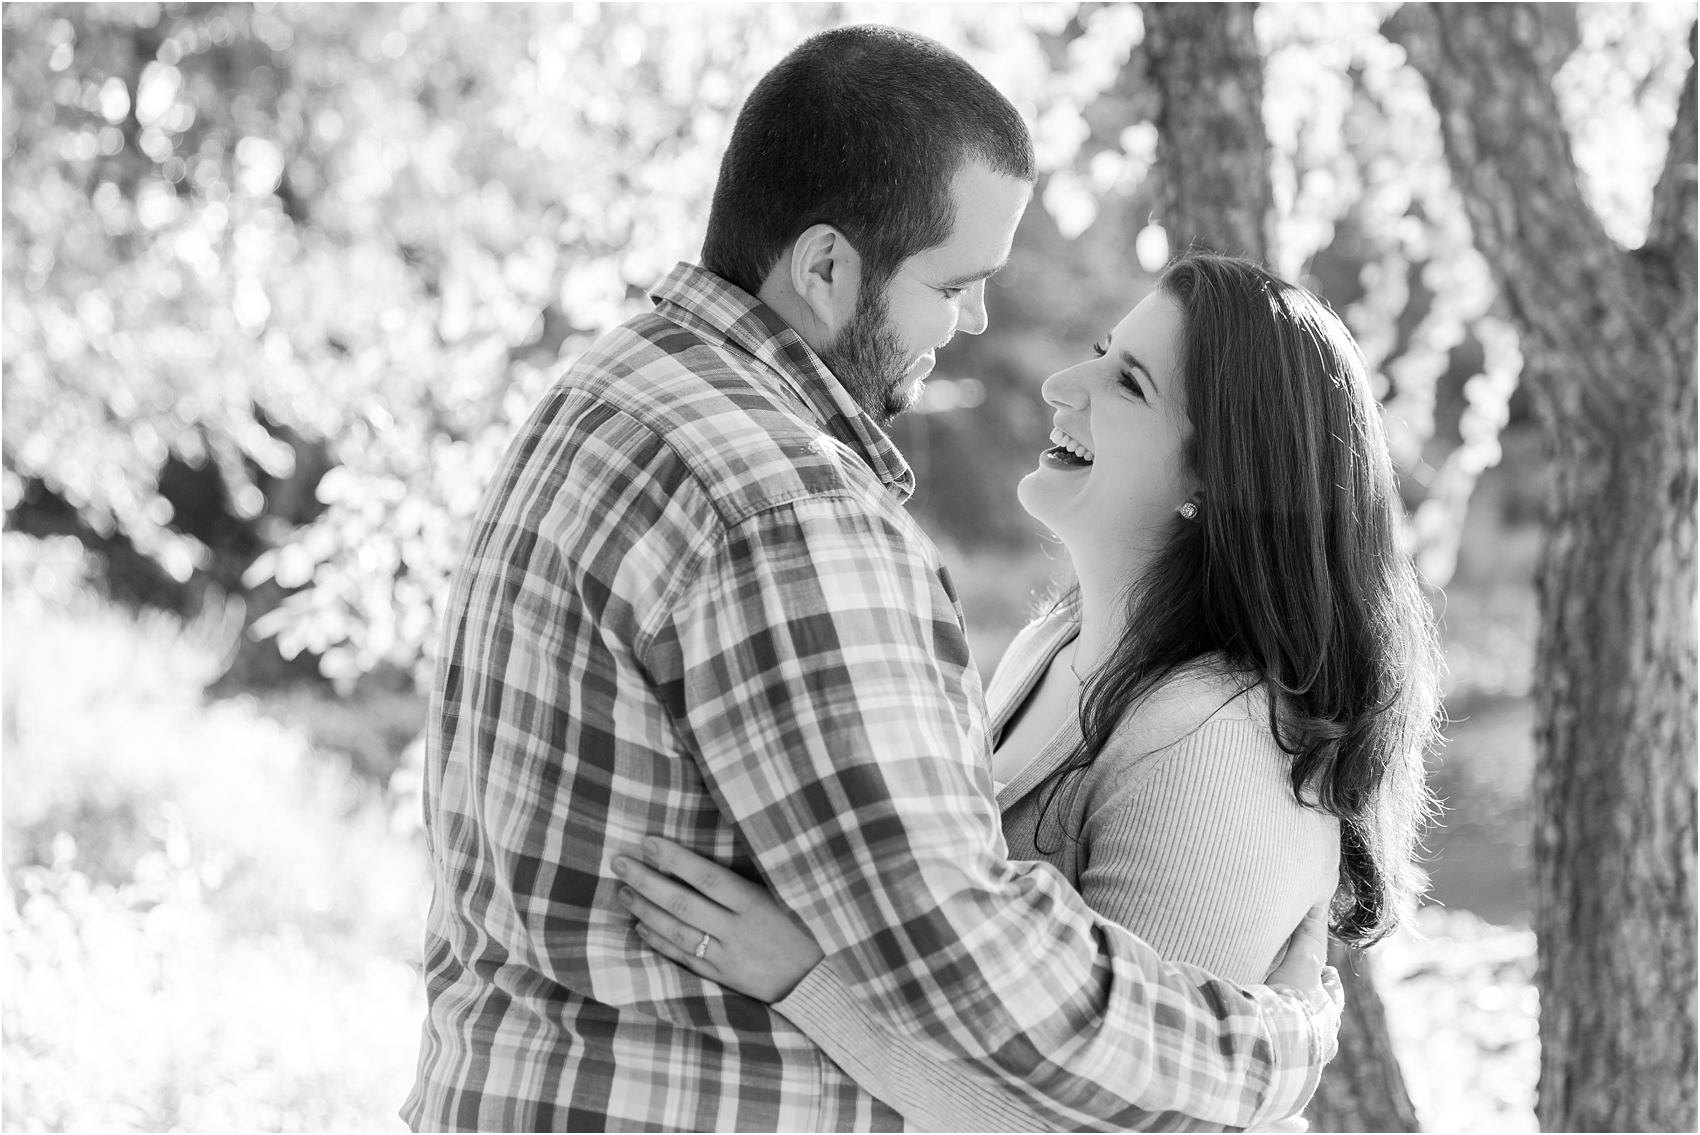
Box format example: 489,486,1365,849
788,224,862,340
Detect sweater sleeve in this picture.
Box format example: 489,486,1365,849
1077,719,1340,986
777,959,1073,1133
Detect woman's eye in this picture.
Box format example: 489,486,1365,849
1093,339,1144,398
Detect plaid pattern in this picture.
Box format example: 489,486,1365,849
402,263,1325,1132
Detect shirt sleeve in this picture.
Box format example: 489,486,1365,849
774,917,1325,1132
641,495,1330,1130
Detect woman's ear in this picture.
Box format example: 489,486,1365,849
788,224,862,342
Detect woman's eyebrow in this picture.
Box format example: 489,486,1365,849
1115,342,1160,396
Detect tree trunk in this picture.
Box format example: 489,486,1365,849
1139,6,1420,1130
1141,2,1273,259
1304,941,1420,1132
1387,6,1699,1131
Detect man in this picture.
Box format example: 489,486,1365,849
405,24,1337,1132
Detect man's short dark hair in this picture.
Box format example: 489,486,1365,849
701,25,1036,297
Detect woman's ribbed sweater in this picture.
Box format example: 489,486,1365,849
774,608,1341,1132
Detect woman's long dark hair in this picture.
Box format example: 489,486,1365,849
1037,252,1440,947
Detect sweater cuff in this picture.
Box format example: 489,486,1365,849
774,962,902,1108
775,961,1061,1133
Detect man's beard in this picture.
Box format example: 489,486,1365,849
819,281,915,427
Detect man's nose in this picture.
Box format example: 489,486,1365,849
957,281,989,336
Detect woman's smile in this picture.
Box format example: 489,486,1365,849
1042,425,1096,468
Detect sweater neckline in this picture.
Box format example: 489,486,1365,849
986,610,1266,813
994,706,1085,812
990,614,1086,812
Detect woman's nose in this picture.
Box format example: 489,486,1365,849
1041,362,1090,410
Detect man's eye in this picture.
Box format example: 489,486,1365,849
941,286,966,299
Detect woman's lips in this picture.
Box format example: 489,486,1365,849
1047,426,1095,464
1040,445,1093,469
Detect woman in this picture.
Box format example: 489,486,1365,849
613,253,1440,1127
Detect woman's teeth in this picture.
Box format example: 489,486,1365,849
1048,427,1095,464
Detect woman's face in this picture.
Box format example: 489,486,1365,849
1017,290,1198,567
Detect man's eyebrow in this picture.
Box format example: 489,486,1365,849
939,259,1009,289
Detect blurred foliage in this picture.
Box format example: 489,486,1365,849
1378,906,1540,1132
1,1,1142,686
2,2,1690,692
1,537,426,1130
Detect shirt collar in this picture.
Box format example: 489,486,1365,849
649,262,915,503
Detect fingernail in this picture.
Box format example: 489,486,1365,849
618,887,634,906
643,837,660,856
611,857,628,877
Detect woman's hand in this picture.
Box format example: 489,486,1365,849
612,836,824,1003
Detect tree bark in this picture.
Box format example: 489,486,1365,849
1387,6,1698,1131
1305,941,1421,1132
1141,2,1273,258
1139,7,1419,1130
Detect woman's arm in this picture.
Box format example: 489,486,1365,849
616,838,1340,1132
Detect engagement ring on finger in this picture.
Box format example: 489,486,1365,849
694,931,711,960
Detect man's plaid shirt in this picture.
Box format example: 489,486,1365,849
402,263,1326,1132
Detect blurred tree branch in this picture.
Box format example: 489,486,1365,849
1386,6,1698,1130
1645,26,1698,266
1141,2,1270,258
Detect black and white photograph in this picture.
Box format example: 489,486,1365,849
3,3,1694,1131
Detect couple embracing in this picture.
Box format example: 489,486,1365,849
403,24,1438,1134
